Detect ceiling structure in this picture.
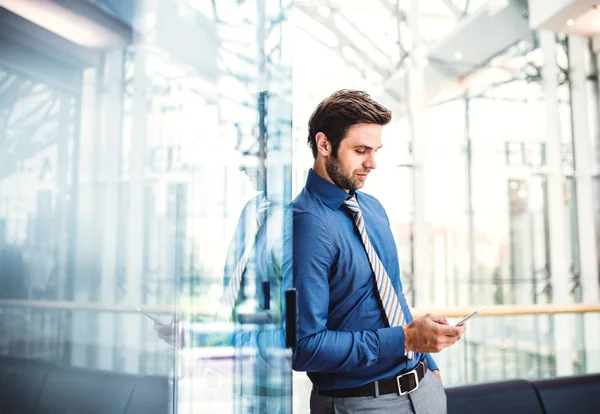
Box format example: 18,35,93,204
1,0,597,180
0,65,63,180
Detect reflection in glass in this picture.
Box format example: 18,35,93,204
1,0,292,413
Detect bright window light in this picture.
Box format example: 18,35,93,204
0,0,123,48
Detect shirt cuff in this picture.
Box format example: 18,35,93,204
425,353,439,371
376,326,406,360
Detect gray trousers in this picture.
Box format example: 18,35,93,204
309,370,447,414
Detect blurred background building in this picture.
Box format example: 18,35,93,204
0,0,599,413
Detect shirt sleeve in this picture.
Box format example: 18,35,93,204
424,354,438,371
286,212,407,373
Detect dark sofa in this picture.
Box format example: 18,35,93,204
446,373,600,414
0,356,169,414
2,355,599,413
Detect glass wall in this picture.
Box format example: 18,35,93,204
0,63,79,358
0,0,292,413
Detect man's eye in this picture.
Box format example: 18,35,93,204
356,149,366,154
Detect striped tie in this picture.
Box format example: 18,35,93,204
344,195,413,360
219,198,271,320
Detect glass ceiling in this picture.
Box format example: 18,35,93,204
292,0,492,84
1,0,540,182
0,65,61,180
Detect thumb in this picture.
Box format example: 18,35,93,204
428,314,449,325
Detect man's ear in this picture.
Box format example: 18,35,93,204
315,132,330,156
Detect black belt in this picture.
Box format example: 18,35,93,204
315,359,428,398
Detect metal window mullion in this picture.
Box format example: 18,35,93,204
569,34,600,373
540,31,574,377
407,0,430,308
567,35,598,305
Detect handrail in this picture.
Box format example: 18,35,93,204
0,300,599,318
411,303,600,318
0,300,170,314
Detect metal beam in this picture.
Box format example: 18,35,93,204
8,94,57,129
440,0,464,19
295,3,391,77
377,0,407,62
567,34,600,372
0,76,33,110
292,11,384,79
539,30,574,377
408,0,431,308
335,12,390,60
464,0,471,16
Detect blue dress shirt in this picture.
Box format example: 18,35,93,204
290,169,437,390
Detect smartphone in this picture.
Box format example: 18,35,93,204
455,305,487,326
137,305,167,325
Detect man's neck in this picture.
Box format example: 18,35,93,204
312,160,350,193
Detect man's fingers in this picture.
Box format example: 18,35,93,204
428,314,449,325
407,316,466,353
438,324,464,337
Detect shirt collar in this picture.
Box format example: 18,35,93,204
306,169,353,210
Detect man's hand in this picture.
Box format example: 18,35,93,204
153,321,177,346
403,314,465,353
432,370,442,382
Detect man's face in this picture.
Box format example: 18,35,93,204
240,165,265,192
325,123,382,192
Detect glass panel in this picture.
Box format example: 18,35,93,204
0,1,292,413
0,64,80,359
123,1,294,413
436,312,600,386
566,177,581,301
507,175,550,305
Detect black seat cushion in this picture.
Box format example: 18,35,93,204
34,365,138,414
533,374,600,414
446,379,544,414
0,356,54,414
125,375,170,414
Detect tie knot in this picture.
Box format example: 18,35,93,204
343,196,360,214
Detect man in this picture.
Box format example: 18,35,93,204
288,90,465,413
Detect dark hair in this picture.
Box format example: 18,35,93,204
307,89,392,158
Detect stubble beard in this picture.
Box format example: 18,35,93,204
326,155,361,192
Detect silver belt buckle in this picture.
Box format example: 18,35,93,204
396,367,420,396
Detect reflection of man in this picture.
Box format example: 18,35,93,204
154,156,289,413
221,162,270,318
285,90,465,413
220,185,288,414
154,160,271,334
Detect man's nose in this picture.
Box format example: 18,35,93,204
364,153,376,169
